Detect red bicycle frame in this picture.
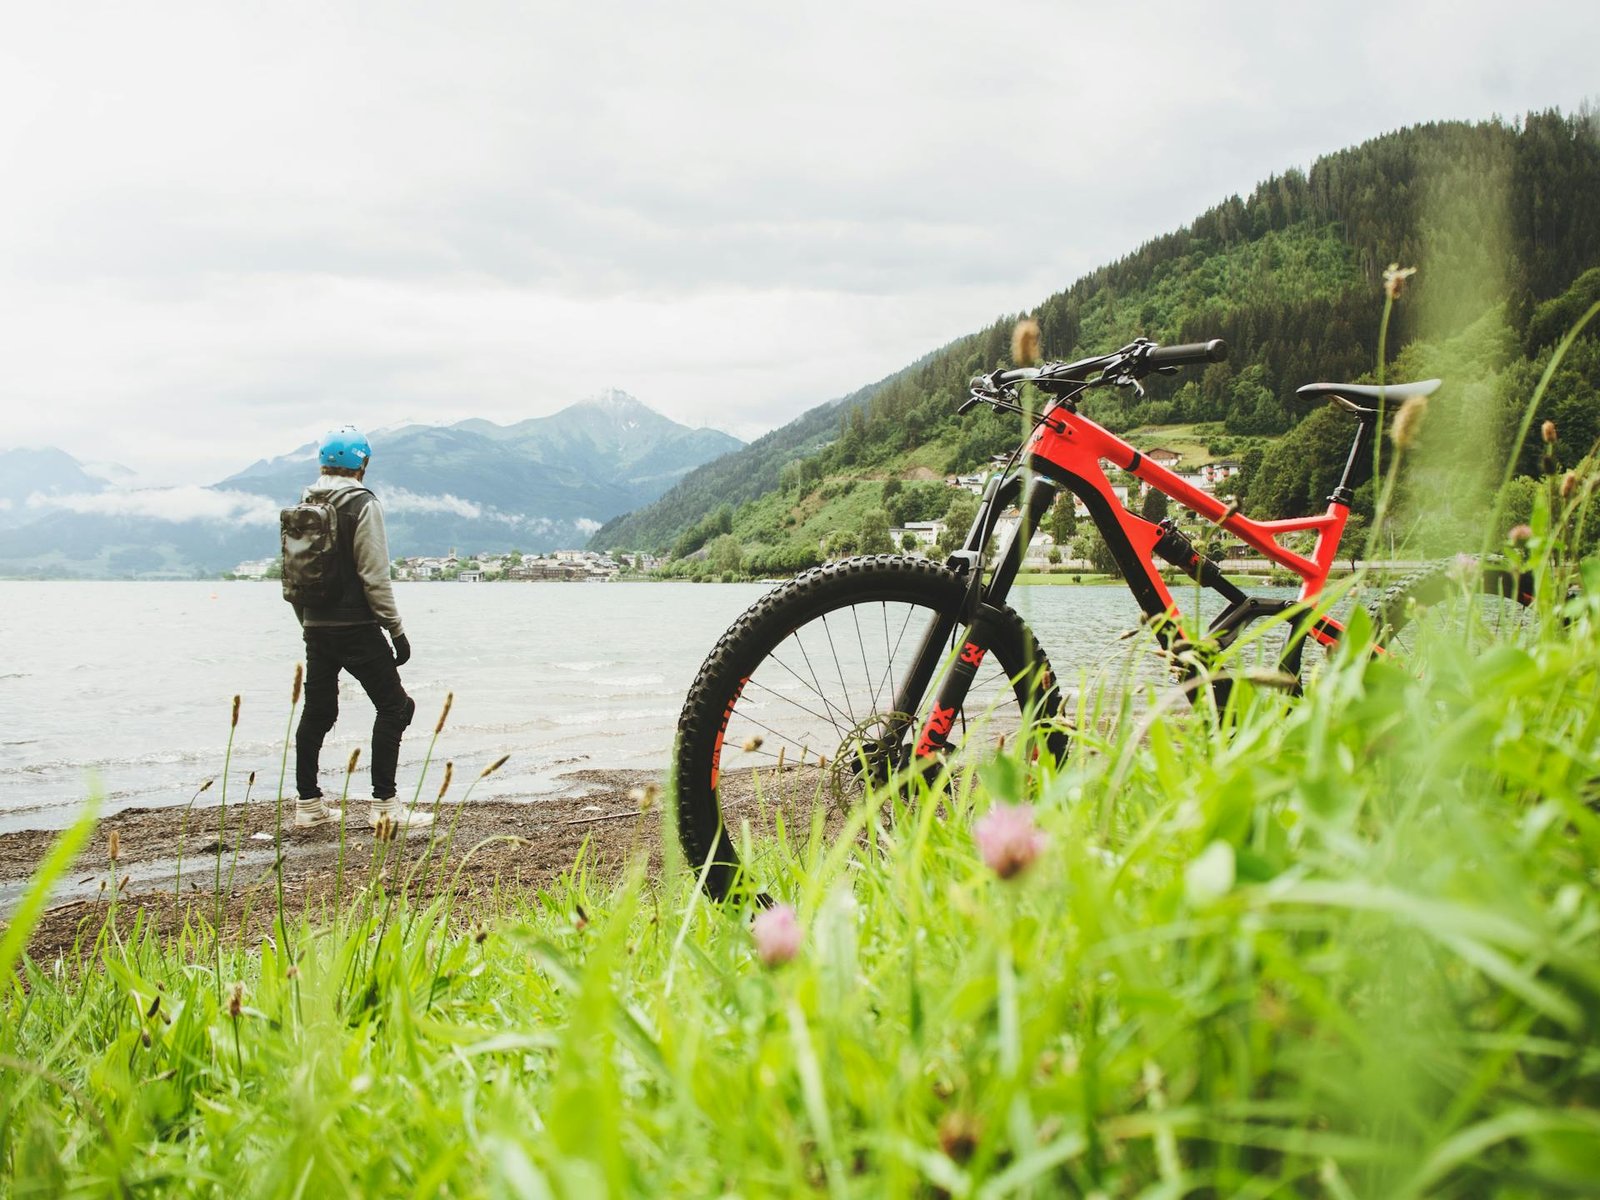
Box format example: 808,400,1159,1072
899,341,1386,762
1023,406,1350,646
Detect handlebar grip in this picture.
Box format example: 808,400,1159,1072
1146,339,1228,367
993,367,1038,385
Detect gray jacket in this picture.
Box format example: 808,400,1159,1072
293,473,405,638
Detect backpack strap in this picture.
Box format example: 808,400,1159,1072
326,487,376,540
327,486,376,511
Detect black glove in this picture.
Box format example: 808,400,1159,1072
392,633,412,666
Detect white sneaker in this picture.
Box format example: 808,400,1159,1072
369,801,434,832
293,798,342,828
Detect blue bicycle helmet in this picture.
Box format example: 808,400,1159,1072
318,426,371,470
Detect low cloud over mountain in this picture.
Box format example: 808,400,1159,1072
0,392,740,578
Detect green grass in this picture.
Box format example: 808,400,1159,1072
4,540,1599,1195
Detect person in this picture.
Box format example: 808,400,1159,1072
291,426,432,831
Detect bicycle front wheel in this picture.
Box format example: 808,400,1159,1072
674,555,1063,898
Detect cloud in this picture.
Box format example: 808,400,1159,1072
2,2,1597,483
26,486,280,525
376,488,588,535
378,487,484,520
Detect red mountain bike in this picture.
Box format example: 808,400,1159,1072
674,338,1536,897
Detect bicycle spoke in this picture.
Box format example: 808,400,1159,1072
776,635,856,730
873,601,925,719
850,604,881,718
721,704,820,760
739,677,845,739
819,614,858,727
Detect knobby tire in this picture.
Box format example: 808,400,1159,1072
674,555,1063,899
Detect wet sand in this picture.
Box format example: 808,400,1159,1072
0,770,667,960
0,763,852,961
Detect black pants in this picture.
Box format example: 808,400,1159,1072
296,625,415,801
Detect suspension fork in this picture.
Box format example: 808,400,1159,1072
893,475,1059,763
879,475,1005,743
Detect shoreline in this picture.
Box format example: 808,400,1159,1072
0,772,663,959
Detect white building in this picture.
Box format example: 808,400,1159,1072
890,521,945,549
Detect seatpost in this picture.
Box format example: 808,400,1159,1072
1328,415,1376,506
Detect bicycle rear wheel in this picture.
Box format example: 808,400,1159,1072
674,555,1064,899
1369,557,1539,657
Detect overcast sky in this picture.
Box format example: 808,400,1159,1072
2,1,1596,485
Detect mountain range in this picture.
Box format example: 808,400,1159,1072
0,392,742,578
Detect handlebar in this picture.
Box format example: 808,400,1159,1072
991,367,1038,387
965,337,1229,413
1144,339,1228,367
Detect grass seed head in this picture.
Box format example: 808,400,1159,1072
199,778,214,793
228,982,244,1019
1392,394,1428,450
107,830,120,862
435,692,454,734
292,663,303,705
346,748,361,774
1561,471,1578,499
247,770,256,787
1011,318,1042,366
480,753,510,779
1542,419,1558,444
627,782,661,811
230,694,240,728
1382,262,1417,300
1508,523,1534,546
741,735,763,753
438,761,454,800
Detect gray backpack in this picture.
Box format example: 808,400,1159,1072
280,489,371,606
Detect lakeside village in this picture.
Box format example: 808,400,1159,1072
230,453,1247,583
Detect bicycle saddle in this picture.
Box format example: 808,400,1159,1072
1295,378,1440,416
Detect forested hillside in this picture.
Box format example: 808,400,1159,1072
594,111,1600,566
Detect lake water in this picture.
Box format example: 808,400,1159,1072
0,578,1272,833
